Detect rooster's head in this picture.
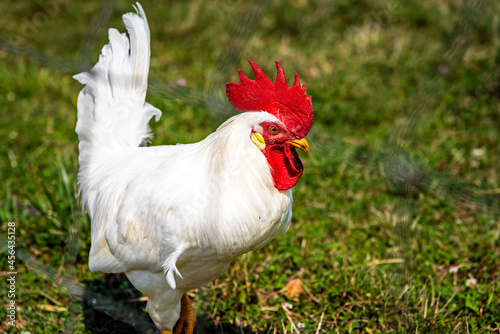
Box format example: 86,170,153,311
226,60,314,191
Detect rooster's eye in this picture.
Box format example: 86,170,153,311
268,126,278,134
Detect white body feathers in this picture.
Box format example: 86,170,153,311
74,3,293,331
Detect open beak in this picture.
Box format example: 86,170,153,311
287,138,309,153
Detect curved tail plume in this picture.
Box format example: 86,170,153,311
74,2,161,169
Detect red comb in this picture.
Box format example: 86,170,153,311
226,60,313,138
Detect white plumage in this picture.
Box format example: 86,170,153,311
75,3,311,332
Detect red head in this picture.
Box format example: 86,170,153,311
226,60,313,190
226,60,313,138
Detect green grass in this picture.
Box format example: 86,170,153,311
1,0,500,333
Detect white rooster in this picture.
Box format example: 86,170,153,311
74,3,313,333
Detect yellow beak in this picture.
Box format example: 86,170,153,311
287,137,309,153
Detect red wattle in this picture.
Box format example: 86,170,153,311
264,144,303,190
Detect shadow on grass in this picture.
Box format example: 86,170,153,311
81,274,255,334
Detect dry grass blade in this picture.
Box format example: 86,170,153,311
282,303,300,333
315,309,325,334
36,304,68,312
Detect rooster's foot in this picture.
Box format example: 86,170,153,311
173,292,196,334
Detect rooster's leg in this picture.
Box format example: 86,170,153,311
172,292,196,334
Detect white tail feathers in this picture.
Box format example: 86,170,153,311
74,2,161,168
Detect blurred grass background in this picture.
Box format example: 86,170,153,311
1,0,499,333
